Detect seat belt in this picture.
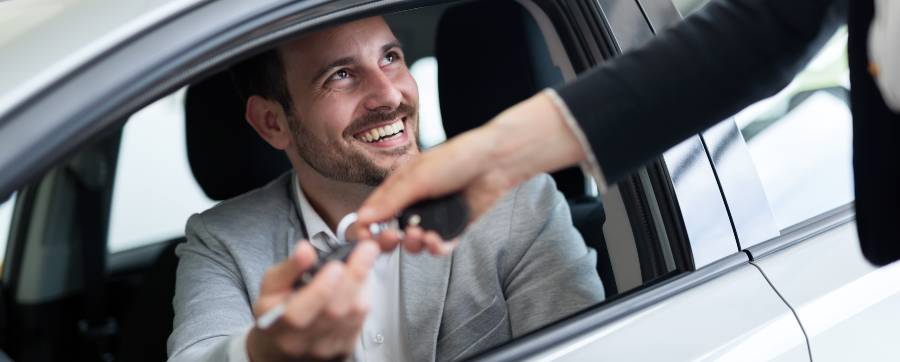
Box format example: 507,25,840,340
70,156,117,362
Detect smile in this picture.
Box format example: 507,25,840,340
354,119,405,143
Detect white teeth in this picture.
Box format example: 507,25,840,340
356,119,405,143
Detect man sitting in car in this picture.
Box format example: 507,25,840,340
167,16,604,362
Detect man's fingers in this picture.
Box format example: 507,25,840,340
345,241,379,280
260,241,318,295
374,229,401,251
423,231,448,255
318,241,377,318
402,226,425,253
282,262,344,328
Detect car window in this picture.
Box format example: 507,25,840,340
107,88,216,253
672,0,710,16
0,193,15,271
732,29,852,230
409,56,447,149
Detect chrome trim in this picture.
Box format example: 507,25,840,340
633,0,680,33
594,0,654,53
478,252,750,362
662,136,738,268
746,203,855,259
700,119,780,249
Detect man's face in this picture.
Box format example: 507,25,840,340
280,17,419,186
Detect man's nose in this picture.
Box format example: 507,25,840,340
363,70,403,112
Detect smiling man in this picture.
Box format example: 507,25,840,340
167,16,604,362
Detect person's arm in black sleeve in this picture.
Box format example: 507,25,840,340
555,0,847,186
354,0,848,244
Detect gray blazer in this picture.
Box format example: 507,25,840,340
167,173,604,361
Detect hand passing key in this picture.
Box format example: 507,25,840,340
353,192,470,255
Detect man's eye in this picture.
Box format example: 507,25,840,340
330,69,350,81
381,51,400,66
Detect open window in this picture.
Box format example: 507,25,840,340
0,0,719,361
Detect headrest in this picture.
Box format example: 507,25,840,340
435,1,587,198
436,1,538,139
184,70,292,201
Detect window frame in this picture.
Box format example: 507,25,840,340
628,0,740,268
0,193,16,274
662,1,855,250
0,0,746,359
482,0,750,358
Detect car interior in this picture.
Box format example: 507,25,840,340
0,1,691,361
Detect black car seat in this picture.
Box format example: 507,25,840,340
435,0,617,296
116,71,292,362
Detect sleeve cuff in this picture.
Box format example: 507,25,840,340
228,325,254,362
542,88,610,194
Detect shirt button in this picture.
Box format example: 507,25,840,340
373,333,385,344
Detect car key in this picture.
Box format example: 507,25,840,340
335,192,469,243
256,193,469,330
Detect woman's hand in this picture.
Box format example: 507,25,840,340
357,91,587,251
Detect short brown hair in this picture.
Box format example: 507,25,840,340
229,48,294,115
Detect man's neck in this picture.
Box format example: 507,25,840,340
294,168,372,232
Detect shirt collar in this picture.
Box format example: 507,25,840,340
292,173,343,253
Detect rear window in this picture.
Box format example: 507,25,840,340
107,88,216,253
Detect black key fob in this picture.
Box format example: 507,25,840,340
298,192,469,288
292,243,355,289
398,193,469,240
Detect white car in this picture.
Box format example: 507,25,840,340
0,0,896,361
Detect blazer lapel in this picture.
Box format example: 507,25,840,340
286,172,308,257
400,249,453,361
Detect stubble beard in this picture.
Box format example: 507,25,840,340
288,106,418,187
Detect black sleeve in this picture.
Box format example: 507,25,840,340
554,0,847,185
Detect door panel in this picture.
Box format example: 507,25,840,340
753,221,900,361
527,263,808,361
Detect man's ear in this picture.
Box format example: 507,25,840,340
245,95,293,150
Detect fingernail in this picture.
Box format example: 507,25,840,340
359,241,380,256
358,207,375,221
322,264,343,281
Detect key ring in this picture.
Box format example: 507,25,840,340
336,212,393,242
336,212,359,242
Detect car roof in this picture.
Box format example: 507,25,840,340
0,0,206,120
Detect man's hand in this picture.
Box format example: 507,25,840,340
247,240,379,362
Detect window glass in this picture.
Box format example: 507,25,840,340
733,29,853,229
0,193,16,271
107,88,216,253
673,0,710,16
409,56,447,148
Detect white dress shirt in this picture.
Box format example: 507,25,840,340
869,0,900,112
228,176,406,362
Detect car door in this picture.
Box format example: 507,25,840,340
668,0,900,358
474,0,810,360
0,0,810,361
